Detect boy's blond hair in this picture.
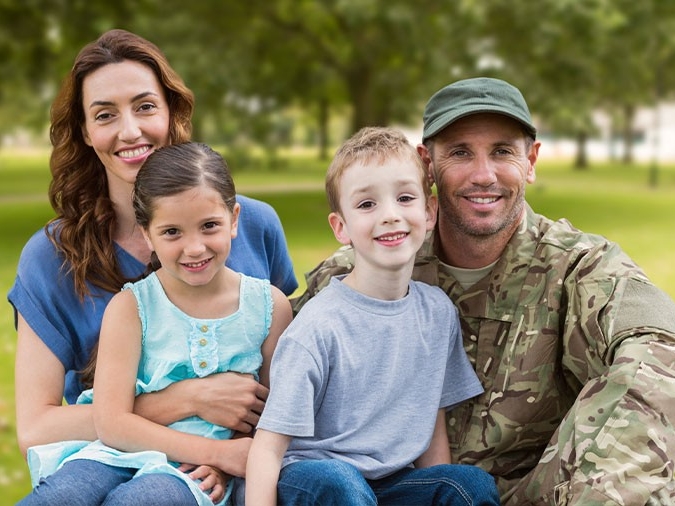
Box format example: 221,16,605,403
325,127,431,213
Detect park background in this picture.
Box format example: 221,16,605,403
1,1,675,501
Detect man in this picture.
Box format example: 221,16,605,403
292,77,675,505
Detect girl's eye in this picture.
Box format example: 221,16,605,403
398,195,415,203
163,228,179,236
203,222,218,230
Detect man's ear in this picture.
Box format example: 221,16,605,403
526,140,541,184
328,211,351,246
426,195,438,232
417,143,435,186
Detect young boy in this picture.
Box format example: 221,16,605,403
246,127,499,505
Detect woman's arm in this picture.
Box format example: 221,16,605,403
14,314,98,457
414,409,451,468
133,371,269,432
246,429,291,506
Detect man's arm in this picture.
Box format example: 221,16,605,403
514,272,675,506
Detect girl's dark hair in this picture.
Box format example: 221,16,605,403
133,142,237,271
80,142,235,389
48,29,194,299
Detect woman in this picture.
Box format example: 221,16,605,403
9,29,296,501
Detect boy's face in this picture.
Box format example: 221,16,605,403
328,155,437,273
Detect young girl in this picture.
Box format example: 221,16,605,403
20,142,293,506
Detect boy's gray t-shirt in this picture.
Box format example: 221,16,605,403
258,276,483,480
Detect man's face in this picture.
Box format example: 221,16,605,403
419,113,539,240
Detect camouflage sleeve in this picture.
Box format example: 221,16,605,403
519,249,675,505
289,245,355,315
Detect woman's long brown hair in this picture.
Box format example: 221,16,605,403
47,29,194,299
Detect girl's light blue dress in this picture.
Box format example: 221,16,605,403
26,272,273,506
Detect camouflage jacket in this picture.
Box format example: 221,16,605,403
292,204,675,506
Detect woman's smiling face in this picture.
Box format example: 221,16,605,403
81,59,170,195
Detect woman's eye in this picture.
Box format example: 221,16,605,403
138,103,156,112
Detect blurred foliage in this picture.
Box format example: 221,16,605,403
2,0,675,167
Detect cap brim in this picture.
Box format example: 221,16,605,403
423,105,537,141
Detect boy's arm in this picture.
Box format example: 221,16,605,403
246,429,291,506
414,409,451,468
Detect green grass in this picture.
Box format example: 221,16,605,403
1,149,674,501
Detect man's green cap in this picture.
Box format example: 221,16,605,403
422,77,536,141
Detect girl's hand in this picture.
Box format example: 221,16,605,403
179,463,229,503
216,436,253,477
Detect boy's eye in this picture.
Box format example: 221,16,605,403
203,222,218,230
357,201,375,210
163,228,179,236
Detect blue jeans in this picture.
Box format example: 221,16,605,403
276,460,500,505
18,459,198,506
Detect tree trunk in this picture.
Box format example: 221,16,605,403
317,97,329,160
621,103,634,164
574,131,588,169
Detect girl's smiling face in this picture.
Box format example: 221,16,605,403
142,184,240,289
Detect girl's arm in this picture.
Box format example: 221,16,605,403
414,409,451,468
246,429,291,506
134,285,292,431
93,290,250,476
259,286,293,388
14,314,98,456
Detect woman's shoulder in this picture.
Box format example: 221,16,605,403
17,224,62,268
236,194,281,225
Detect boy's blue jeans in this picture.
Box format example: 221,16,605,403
275,459,500,505
17,459,197,506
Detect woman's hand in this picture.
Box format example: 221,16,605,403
134,372,269,433
194,372,268,433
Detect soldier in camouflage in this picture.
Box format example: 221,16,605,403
291,77,675,505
